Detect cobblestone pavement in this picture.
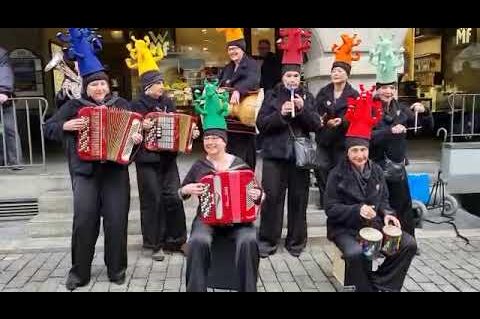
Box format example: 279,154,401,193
1,236,480,292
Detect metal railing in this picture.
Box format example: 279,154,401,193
441,93,480,142
0,97,49,170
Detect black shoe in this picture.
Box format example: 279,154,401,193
110,275,126,285
65,274,89,291
152,249,165,261
287,250,302,258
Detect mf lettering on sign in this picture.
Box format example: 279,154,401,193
456,28,473,45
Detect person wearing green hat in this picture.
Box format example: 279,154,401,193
179,126,263,292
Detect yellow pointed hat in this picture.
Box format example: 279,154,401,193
125,35,165,76
216,28,244,42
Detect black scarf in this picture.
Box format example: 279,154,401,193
350,160,372,197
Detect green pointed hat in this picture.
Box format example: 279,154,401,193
369,33,405,85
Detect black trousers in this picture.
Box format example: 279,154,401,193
227,132,256,169
136,160,187,252
387,172,416,238
258,158,310,255
69,165,130,283
186,218,259,292
314,144,345,208
333,231,417,292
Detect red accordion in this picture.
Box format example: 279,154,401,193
77,106,143,165
199,170,260,225
144,112,195,153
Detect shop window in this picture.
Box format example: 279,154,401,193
444,28,480,93
8,49,44,97
250,28,277,56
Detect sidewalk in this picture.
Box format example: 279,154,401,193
1,236,480,292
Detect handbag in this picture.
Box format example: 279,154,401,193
288,124,319,170
380,155,405,182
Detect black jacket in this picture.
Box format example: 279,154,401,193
259,52,282,92
219,55,260,97
256,83,322,161
315,82,359,147
180,156,262,216
219,55,260,134
371,98,421,163
43,94,131,176
325,158,395,240
0,47,14,97
130,93,178,164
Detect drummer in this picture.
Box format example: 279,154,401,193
216,28,260,169
324,109,417,292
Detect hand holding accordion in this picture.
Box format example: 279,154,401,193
77,105,143,165
143,112,196,154
199,170,261,225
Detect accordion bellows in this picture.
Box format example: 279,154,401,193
77,106,142,164
144,112,195,153
199,170,259,225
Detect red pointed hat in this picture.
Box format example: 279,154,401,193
345,85,383,147
277,28,312,73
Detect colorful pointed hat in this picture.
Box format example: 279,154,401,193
125,35,166,90
125,35,165,76
217,28,246,52
277,28,312,74
193,79,229,131
369,33,405,85
56,28,104,77
345,84,383,148
331,33,362,76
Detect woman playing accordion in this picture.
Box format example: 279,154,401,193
179,123,263,291
43,29,143,291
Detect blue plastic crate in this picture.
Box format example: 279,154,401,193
407,173,430,204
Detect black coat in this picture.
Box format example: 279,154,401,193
130,93,178,164
43,94,131,176
259,52,282,92
0,47,14,96
180,156,262,216
219,55,260,97
256,83,322,161
315,82,359,147
370,98,418,163
325,158,395,240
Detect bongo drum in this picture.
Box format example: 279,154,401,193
358,227,383,260
228,89,264,127
382,225,402,256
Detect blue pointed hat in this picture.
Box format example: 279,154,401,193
57,28,105,77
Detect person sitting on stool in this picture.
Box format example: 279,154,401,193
179,126,263,292
325,103,417,292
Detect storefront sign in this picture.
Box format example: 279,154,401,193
456,28,473,45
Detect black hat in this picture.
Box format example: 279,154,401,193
375,81,397,90
282,64,301,75
82,71,109,90
345,137,370,150
141,70,164,91
331,61,351,77
227,39,247,52
204,129,228,144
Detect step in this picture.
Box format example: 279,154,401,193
27,205,327,238
38,190,141,214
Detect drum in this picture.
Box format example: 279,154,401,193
358,227,383,260
382,225,402,256
228,89,264,127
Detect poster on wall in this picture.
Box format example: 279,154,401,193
49,41,65,94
